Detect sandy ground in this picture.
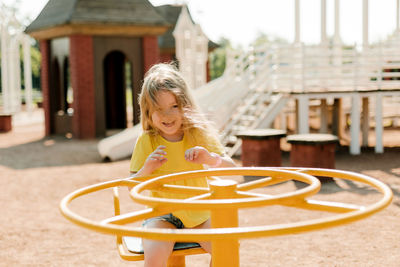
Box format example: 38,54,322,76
1,111,400,267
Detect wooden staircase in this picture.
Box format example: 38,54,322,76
220,91,288,157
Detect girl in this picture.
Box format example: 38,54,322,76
129,63,236,267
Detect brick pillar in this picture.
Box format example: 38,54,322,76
39,40,52,136
0,115,12,132
142,36,160,73
160,52,173,63
237,129,286,167
69,35,96,139
287,134,339,169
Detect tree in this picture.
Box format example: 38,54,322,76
29,40,41,90
252,31,288,47
208,37,232,80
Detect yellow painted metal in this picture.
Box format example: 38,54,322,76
130,168,322,210
167,255,186,267
209,180,240,267
112,186,206,266
60,167,393,266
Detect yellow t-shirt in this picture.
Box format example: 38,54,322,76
129,128,225,228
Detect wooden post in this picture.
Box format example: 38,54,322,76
331,98,341,137
295,0,300,43
375,93,383,153
298,95,309,134
362,97,369,147
350,95,361,155
320,98,329,133
362,0,369,49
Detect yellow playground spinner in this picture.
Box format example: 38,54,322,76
60,167,392,267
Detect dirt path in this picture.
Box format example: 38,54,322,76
1,117,399,266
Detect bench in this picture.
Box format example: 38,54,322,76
236,129,286,167
287,133,339,169
0,114,12,132
287,134,339,183
112,187,206,267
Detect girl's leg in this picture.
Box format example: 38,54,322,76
194,219,212,266
143,220,176,267
194,219,212,253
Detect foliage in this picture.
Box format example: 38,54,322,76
208,37,232,80
0,38,41,93
25,40,42,90
252,31,288,47
30,40,41,78
208,33,289,81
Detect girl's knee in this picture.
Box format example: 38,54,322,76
143,240,174,267
143,219,177,266
194,219,212,254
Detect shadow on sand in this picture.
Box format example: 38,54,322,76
0,136,105,169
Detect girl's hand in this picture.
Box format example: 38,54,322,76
185,146,220,166
143,145,167,173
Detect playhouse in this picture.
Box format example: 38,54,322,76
24,0,215,138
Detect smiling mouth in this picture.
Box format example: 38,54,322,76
162,121,175,127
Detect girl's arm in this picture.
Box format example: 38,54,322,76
209,152,236,168
128,145,167,190
130,145,168,177
185,146,236,168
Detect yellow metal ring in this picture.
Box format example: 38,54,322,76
60,167,392,242
130,168,321,209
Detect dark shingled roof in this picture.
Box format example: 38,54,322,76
155,4,219,50
155,5,183,50
25,0,169,33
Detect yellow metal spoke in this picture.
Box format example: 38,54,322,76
154,184,210,195
235,191,272,199
237,176,291,191
101,208,165,225
283,199,363,213
184,193,212,201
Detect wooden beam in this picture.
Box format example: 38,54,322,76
350,94,361,155
375,93,384,153
28,24,170,40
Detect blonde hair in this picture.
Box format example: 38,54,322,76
139,63,218,145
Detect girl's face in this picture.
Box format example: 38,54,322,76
151,90,183,142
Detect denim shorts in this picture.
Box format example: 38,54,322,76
143,213,185,229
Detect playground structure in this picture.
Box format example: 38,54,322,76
197,38,400,157
0,1,398,156
98,0,400,161
99,34,400,160
0,5,33,114
60,167,392,266
197,0,400,156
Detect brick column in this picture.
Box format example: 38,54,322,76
0,115,12,132
237,129,286,167
69,35,96,139
160,52,173,63
142,36,160,73
39,40,52,136
287,134,338,169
